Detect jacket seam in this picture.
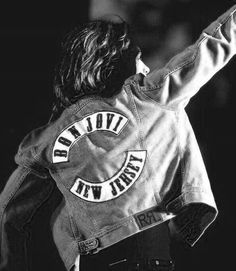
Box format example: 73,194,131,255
17,158,48,179
18,153,50,180
174,110,185,182
74,100,95,114
55,172,99,234
127,86,156,201
68,210,79,243
21,178,55,229
134,81,177,112
32,147,50,167
0,167,31,214
74,96,105,113
141,35,207,111
152,8,235,87
127,85,145,149
0,167,31,237
95,217,134,237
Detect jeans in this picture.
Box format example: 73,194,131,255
108,259,174,271
79,224,173,271
79,258,174,271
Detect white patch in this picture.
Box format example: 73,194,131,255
52,111,128,163
70,150,147,202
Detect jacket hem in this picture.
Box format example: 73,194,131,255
166,188,218,246
77,205,175,255
62,240,79,271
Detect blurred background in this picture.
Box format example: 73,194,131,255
0,0,235,270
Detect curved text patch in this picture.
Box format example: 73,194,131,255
70,150,146,202
52,111,128,163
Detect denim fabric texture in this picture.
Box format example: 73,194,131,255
0,167,55,270
78,223,173,271
1,4,236,271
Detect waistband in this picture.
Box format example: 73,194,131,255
78,206,175,255
109,258,175,271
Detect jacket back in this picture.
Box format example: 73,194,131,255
13,5,236,270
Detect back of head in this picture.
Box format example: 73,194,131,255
53,16,138,118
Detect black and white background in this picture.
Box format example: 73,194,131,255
0,1,235,270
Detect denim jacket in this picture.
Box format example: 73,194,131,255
1,5,236,271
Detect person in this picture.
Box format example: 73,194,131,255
1,4,236,271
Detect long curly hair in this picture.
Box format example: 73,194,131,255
52,17,139,119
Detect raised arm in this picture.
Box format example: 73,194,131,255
141,5,236,109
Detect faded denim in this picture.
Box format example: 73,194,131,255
1,5,236,271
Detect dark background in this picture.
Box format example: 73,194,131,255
0,0,235,270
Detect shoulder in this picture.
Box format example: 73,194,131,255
15,105,78,169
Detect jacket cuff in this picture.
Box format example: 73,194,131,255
166,189,218,246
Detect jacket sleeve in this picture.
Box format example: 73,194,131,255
0,166,55,271
141,5,236,109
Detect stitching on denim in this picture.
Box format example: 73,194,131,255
140,8,236,110
54,178,81,243
1,170,54,235
150,8,236,89
62,241,79,270
68,212,78,242
175,110,186,187
55,171,98,236
0,167,31,213
23,177,55,229
149,35,206,91
135,81,177,111
93,217,134,237
167,188,213,209
93,212,171,238
127,85,146,149
212,8,236,35
17,154,49,179
90,206,173,238
143,37,205,92
32,147,51,170
126,85,156,201
47,99,99,165
0,167,31,237
74,96,105,113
